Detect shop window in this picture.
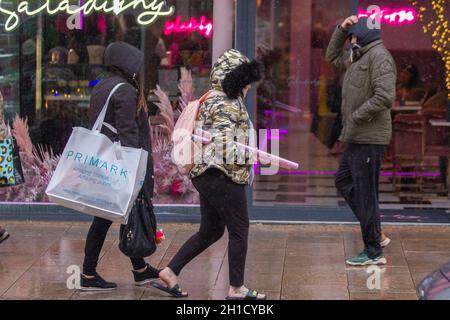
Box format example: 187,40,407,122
0,0,224,204
0,1,20,123
254,0,449,212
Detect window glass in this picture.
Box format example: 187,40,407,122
254,0,449,212
0,0,227,204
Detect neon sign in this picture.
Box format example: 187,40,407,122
0,0,175,32
164,16,213,38
358,7,417,25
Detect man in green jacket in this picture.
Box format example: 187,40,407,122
326,16,396,266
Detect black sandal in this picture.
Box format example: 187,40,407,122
226,289,267,300
151,281,189,298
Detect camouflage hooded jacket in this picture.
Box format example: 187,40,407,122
189,49,255,185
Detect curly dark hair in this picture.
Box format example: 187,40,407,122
221,60,265,99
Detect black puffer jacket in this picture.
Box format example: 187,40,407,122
88,41,154,205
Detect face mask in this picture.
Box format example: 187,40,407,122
349,43,362,63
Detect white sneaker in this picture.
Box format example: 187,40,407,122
0,228,9,244
380,234,391,248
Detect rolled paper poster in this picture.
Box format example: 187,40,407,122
236,141,299,170
192,130,299,170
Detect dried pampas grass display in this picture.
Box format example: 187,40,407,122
151,69,199,204
0,116,59,202
0,67,201,204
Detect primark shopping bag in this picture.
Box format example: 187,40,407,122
46,83,148,224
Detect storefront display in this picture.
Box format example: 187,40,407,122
0,0,216,206
0,22,19,122
253,0,449,215
0,0,448,222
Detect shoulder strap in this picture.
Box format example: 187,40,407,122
194,90,223,122
199,90,226,105
92,82,125,133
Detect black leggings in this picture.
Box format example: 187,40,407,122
83,216,147,276
168,169,249,287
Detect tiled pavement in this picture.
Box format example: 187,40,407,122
1,221,450,300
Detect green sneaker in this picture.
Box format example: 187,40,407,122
346,252,387,266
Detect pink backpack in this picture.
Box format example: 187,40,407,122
172,90,225,174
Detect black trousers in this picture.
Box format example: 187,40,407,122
168,169,249,287
83,216,147,276
335,143,385,259
328,112,343,149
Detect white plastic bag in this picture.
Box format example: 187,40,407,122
46,83,148,224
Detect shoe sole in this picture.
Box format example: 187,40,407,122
135,278,158,287
346,257,387,266
0,232,10,244
380,238,391,248
79,286,118,292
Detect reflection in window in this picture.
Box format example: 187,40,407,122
254,0,449,211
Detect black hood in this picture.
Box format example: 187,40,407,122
104,41,144,82
348,18,381,48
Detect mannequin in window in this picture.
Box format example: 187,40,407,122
85,13,107,65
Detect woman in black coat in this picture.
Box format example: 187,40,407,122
80,42,158,291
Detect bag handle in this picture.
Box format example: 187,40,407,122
92,82,126,133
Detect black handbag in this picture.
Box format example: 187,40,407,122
119,193,157,258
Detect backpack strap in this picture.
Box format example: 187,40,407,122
193,90,227,122
199,90,226,105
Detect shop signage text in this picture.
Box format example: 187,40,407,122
358,7,417,26
0,0,175,32
164,16,213,38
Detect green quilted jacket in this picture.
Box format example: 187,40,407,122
326,26,397,145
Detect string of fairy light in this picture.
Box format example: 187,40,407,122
410,0,450,99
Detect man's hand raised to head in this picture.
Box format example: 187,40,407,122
340,16,359,31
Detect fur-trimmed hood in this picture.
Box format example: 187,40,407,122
210,49,264,99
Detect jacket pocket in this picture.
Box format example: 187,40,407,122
350,64,369,88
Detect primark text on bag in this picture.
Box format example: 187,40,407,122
46,83,148,224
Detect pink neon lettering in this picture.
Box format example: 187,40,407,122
164,16,213,37
358,8,417,25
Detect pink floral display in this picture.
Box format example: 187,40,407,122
151,68,199,204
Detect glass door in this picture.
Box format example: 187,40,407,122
253,0,351,209
249,0,450,222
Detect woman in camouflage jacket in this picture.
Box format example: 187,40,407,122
153,49,267,300
190,49,260,184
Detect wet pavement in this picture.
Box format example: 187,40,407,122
0,221,449,300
